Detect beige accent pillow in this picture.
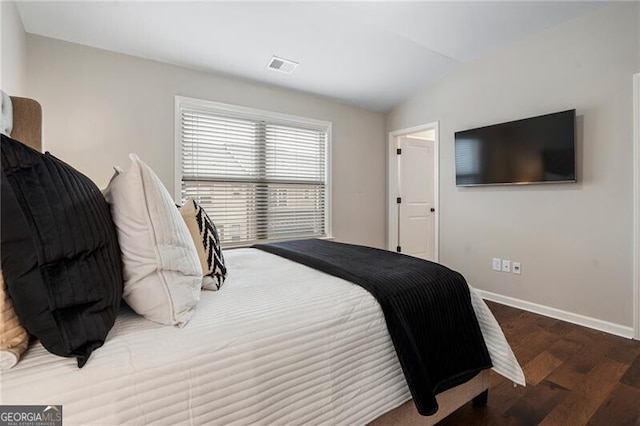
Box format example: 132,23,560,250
0,270,29,370
180,199,227,290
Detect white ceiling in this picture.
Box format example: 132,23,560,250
16,1,608,112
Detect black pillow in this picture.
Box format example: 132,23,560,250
0,135,123,367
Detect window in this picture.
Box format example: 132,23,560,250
175,96,331,247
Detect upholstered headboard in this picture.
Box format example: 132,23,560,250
8,96,42,152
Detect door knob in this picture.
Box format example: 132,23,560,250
430,208,435,212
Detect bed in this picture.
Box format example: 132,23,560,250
0,97,524,425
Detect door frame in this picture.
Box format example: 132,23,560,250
633,73,639,340
388,122,440,262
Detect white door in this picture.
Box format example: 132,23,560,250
397,135,436,261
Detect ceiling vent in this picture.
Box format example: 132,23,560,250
267,56,298,74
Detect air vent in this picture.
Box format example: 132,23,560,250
267,56,298,74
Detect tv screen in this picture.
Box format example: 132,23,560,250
455,110,576,186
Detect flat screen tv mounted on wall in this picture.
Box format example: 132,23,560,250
455,109,576,186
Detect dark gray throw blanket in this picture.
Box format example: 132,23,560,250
253,239,492,416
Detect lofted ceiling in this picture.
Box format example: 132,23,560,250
16,1,609,112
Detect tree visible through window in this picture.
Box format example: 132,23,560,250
176,97,330,246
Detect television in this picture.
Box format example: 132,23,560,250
454,109,576,186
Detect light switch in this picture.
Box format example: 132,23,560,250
492,258,502,271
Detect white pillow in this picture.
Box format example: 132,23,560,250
104,154,202,327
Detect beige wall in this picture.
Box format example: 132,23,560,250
387,3,639,327
26,35,387,248
1,1,27,95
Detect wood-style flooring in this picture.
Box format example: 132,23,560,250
439,301,640,426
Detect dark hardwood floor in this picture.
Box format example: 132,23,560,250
439,302,640,426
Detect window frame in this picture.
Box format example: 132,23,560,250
174,95,333,247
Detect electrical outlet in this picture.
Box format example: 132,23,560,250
512,262,521,275
492,258,502,271
502,260,511,273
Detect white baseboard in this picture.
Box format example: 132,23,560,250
476,289,635,339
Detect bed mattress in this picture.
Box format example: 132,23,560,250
0,248,524,425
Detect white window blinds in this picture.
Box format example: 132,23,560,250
177,97,330,247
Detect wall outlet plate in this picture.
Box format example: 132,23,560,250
502,259,511,272
512,262,521,274
492,258,502,271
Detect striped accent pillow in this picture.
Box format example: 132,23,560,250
181,199,227,290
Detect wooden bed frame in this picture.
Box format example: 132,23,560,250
7,96,490,426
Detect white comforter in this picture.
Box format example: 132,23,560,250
0,248,524,425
